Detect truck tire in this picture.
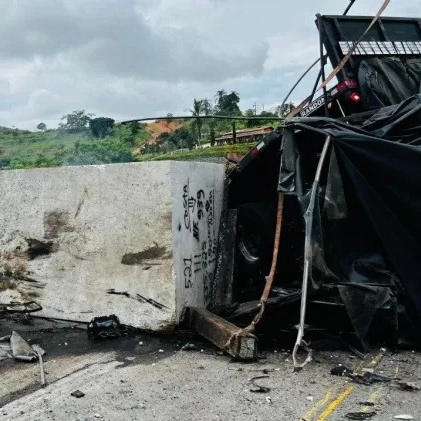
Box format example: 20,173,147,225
236,202,276,278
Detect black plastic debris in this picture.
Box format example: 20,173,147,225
346,412,376,420
71,390,85,398
249,376,271,393
352,371,392,386
330,365,353,377
87,315,140,340
330,365,392,385
397,381,421,391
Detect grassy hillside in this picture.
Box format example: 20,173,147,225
0,124,149,169
136,143,254,162
0,123,255,170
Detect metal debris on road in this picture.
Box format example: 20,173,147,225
33,344,46,387
249,376,270,393
394,416,414,420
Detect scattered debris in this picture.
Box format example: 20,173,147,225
249,376,270,393
139,341,144,346
346,412,376,420
158,349,164,353
397,381,421,391
0,332,45,364
106,289,168,310
87,315,140,339
71,390,85,398
0,335,13,361
181,343,198,351
0,300,42,318
352,371,392,385
330,365,393,385
394,416,414,420
306,396,314,402
136,294,168,310
94,414,103,419
331,365,353,377
265,396,272,404
33,344,46,387
10,331,40,362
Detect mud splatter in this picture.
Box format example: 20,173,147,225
121,245,170,265
43,211,75,239
26,238,54,260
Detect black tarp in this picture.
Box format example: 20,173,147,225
279,94,421,344
358,57,421,110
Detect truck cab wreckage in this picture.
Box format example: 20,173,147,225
220,6,421,368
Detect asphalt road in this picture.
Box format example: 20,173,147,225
1,318,421,421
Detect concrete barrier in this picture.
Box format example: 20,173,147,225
0,161,225,331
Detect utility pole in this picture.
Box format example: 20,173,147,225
232,121,237,144
253,102,257,115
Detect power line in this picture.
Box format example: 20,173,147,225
121,115,284,125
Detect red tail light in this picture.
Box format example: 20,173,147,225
349,92,361,103
337,79,358,92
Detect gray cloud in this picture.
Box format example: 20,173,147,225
0,0,267,82
0,0,417,129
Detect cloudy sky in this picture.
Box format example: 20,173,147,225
0,0,418,129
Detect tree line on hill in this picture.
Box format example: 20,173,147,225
34,90,294,155
0,90,294,169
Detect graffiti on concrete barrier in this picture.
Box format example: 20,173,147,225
182,180,197,232
183,258,192,289
180,182,218,304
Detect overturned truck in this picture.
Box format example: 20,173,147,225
221,14,421,360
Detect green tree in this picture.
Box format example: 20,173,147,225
244,109,257,128
189,99,204,146
89,117,115,139
129,121,140,136
60,110,94,132
37,122,47,131
168,127,195,150
214,90,240,116
215,90,227,111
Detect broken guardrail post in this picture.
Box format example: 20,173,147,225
186,307,257,360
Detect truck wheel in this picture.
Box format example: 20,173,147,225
236,202,276,278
